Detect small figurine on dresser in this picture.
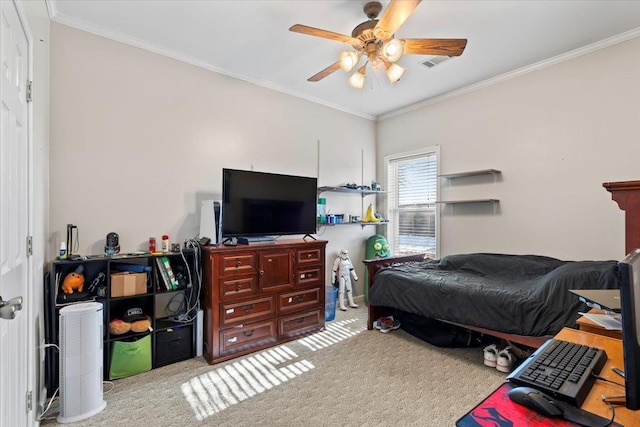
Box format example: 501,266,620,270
332,249,358,311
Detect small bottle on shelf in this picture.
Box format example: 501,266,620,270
161,235,169,252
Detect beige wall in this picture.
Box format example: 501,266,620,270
377,37,640,261
49,23,378,291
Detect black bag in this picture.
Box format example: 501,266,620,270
396,311,483,348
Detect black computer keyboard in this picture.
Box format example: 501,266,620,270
507,338,608,407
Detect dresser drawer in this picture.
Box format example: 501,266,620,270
219,276,258,300
219,252,256,276
296,248,322,265
220,296,275,327
219,319,277,356
279,309,323,339
278,288,321,315
295,266,323,288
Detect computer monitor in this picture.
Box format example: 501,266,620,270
618,247,640,410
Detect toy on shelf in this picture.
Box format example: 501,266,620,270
364,234,391,303
361,204,382,223
108,319,131,335
109,307,152,335
332,249,358,311
61,265,85,294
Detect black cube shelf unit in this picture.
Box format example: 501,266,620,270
44,250,198,395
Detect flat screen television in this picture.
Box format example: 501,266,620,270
221,168,317,240
618,247,640,410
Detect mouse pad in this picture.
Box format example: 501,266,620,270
456,382,621,427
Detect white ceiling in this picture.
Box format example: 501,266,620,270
49,1,640,120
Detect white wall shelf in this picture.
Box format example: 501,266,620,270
317,186,386,196
317,186,387,229
438,169,501,208
435,199,499,204
438,169,501,179
317,221,389,226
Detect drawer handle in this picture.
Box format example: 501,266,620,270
236,284,242,292
296,295,305,302
236,260,242,267
243,329,255,337
242,303,255,312
300,273,306,279
259,270,264,276
307,254,312,259
296,317,305,324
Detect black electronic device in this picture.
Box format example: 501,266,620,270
507,338,607,407
105,232,120,256
569,289,621,313
618,247,640,410
507,387,564,418
221,168,317,239
66,224,78,257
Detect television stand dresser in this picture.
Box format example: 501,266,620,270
201,239,327,364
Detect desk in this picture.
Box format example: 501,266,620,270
555,328,639,426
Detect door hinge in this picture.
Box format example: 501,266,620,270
26,236,32,256
27,80,33,102
26,390,32,412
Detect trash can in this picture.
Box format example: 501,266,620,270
325,286,338,321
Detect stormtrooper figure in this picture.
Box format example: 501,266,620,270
332,249,358,311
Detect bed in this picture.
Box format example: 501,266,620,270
365,253,618,348
364,179,640,349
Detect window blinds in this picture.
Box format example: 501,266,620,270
387,152,438,256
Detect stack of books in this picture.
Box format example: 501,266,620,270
156,256,179,290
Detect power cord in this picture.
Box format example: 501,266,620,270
38,381,115,421
166,236,203,323
592,372,625,388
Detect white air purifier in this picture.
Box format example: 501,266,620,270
57,302,107,423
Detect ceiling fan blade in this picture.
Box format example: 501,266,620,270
307,62,341,82
402,38,468,56
374,0,422,41
289,24,361,48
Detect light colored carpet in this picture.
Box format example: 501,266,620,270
41,305,506,426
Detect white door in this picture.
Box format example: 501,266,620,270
0,0,31,425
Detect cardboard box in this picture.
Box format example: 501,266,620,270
111,272,147,297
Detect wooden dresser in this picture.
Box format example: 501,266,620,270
201,239,327,364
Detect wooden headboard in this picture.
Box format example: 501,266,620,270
603,180,640,254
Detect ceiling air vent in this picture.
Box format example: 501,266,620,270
421,56,452,69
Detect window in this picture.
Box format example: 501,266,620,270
385,147,439,257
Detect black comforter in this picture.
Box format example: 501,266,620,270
368,253,619,336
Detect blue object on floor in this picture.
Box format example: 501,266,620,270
325,286,338,321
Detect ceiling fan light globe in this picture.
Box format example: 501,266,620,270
349,70,365,89
381,39,404,63
386,63,405,84
339,51,360,72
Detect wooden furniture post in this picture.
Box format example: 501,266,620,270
603,180,640,254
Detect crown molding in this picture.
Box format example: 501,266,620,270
378,28,640,121
50,11,376,122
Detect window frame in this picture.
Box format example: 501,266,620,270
384,146,440,258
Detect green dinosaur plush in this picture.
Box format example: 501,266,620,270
363,234,391,303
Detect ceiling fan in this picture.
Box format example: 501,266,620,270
289,0,467,89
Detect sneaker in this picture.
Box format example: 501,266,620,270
483,344,498,368
379,317,400,334
375,316,393,330
496,346,515,373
